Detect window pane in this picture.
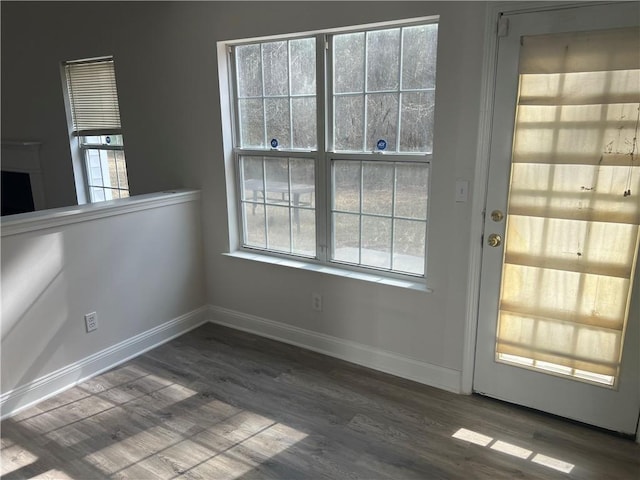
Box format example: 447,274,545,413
292,97,316,149
82,135,102,145
290,38,316,95
266,205,291,252
107,150,118,188
362,162,393,216
265,158,290,205
333,161,360,212
402,24,438,90
241,156,264,202
400,91,435,153
265,98,291,149
239,99,265,148
115,151,128,190
90,187,105,202
335,96,364,151
105,188,121,200
332,212,360,264
393,219,426,275
236,44,263,97
395,163,428,220
292,208,316,256
366,29,400,92
243,203,266,248
334,32,365,94
366,93,399,151
290,158,315,208
105,135,124,147
86,150,104,186
361,216,392,269
262,41,289,97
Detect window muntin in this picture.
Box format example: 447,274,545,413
64,57,129,203
230,19,438,279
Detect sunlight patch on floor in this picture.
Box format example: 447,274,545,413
185,419,308,480
0,444,39,476
532,453,575,474
490,440,532,459
73,391,308,480
452,428,493,446
452,427,575,474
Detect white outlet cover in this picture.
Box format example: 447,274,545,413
85,312,98,332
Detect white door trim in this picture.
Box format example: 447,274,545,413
460,1,627,394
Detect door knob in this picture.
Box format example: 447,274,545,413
487,233,502,247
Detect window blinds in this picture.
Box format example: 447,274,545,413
496,27,640,383
65,58,122,135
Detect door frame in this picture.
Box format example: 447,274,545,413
460,0,640,442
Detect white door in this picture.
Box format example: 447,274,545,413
474,2,640,435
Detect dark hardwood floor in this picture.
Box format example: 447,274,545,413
2,323,639,479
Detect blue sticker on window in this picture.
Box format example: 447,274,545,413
376,139,387,151
270,138,279,148
106,136,111,144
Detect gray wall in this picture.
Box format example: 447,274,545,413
2,2,487,385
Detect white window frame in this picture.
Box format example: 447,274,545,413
222,16,438,282
79,135,128,202
62,56,129,204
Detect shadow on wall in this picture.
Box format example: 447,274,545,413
1,232,71,401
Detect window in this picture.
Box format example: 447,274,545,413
229,18,438,278
64,57,129,202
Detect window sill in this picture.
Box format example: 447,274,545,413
223,250,432,292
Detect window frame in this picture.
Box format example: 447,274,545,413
225,16,438,281
79,135,129,202
62,56,129,204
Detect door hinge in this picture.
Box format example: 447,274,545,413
497,15,509,38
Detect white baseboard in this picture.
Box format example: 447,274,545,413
209,305,461,394
0,306,209,420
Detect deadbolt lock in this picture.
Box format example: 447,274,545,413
487,233,502,248
491,210,504,222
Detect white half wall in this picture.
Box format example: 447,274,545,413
1,190,207,416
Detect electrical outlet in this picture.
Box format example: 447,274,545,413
85,312,98,333
311,293,323,312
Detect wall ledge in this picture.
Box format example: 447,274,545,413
209,305,462,394
1,189,200,237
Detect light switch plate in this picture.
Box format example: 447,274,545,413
455,180,469,203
